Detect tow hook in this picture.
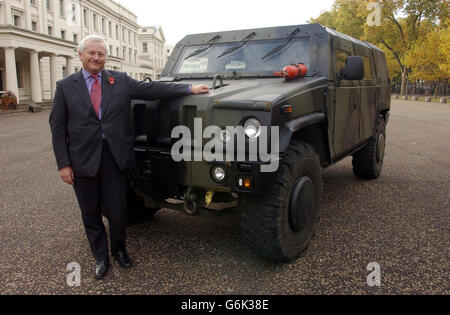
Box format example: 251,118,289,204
184,187,198,215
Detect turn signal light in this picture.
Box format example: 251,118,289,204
281,105,292,114
238,176,253,191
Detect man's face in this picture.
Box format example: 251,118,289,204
79,40,107,74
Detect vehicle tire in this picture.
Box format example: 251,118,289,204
240,140,322,262
352,117,386,179
126,185,160,225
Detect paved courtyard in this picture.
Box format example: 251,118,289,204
0,99,448,294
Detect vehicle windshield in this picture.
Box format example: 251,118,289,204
172,37,311,76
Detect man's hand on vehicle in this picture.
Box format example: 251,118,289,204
60,166,75,186
191,84,210,94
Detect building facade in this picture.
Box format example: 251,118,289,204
0,0,157,104
138,25,167,80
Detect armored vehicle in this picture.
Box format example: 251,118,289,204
127,24,391,262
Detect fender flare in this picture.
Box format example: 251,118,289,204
279,112,325,153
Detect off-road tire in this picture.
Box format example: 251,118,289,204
352,117,386,179
240,140,322,262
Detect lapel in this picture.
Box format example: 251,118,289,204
100,69,114,118
73,70,98,119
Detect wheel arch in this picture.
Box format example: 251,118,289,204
279,113,331,167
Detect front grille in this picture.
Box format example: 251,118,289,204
132,100,190,148
132,150,186,199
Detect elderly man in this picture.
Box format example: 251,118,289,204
49,35,209,279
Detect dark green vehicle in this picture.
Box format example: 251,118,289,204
127,24,391,262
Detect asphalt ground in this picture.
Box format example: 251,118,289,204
0,99,448,295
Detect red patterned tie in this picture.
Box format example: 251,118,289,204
90,74,101,117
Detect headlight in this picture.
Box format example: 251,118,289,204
212,166,226,182
244,118,262,139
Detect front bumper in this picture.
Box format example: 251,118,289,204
133,145,278,197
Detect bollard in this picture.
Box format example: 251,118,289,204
412,96,418,101
402,95,408,100
440,98,447,104
425,97,432,102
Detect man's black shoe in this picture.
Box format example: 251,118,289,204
94,260,109,280
113,251,132,269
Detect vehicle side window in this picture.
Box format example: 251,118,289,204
334,48,351,77
362,56,374,80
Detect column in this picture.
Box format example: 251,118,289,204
50,54,58,100
24,0,31,30
65,56,74,76
40,0,48,36
4,47,19,104
29,50,42,103
4,0,12,25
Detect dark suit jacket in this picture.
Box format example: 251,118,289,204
49,69,190,177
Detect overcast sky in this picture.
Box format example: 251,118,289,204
116,0,335,46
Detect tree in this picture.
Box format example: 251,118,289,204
405,27,450,97
359,0,445,95
309,0,366,39
310,0,447,96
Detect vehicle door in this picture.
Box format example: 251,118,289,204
331,41,361,158
356,45,378,142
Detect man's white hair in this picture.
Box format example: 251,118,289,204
77,35,109,56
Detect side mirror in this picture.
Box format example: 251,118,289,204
339,56,364,81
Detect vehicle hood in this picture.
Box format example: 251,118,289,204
172,76,328,110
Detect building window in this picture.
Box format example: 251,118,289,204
128,30,131,43
83,9,88,26
13,15,21,27
46,0,52,11
116,47,119,57
30,0,37,6
71,3,76,24
116,25,119,39
92,14,97,31
48,26,53,36
73,33,78,43
109,45,113,55
61,30,65,39
16,62,23,88
31,20,38,31
122,27,125,41
143,43,147,53
59,0,64,17
109,22,112,37
102,18,105,34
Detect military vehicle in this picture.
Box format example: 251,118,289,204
127,24,391,262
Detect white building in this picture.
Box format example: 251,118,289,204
0,0,158,104
138,25,167,80
164,44,174,64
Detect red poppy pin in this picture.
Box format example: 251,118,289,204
108,77,115,85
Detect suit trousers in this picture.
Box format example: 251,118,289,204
73,140,127,262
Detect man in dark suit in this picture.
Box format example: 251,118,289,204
49,35,209,279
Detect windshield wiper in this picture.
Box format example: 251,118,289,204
184,35,221,60
261,28,300,60
217,32,256,59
